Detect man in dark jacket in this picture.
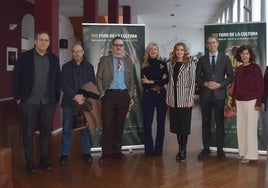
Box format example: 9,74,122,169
196,36,233,160
59,44,96,165
12,31,60,174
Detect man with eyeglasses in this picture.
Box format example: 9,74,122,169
196,36,233,160
12,31,60,174
96,36,134,164
59,44,96,165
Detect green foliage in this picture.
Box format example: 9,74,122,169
159,56,170,63
195,52,203,59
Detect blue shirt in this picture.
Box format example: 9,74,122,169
109,56,127,89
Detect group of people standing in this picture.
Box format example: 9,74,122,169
12,30,266,174
13,32,134,173
141,36,267,165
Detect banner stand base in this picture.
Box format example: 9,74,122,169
91,145,144,153
210,147,267,155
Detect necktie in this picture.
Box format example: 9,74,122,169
211,55,215,72
117,57,122,71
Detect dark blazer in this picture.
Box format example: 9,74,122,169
12,48,61,103
96,55,134,97
196,53,233,100
263,66,268,104
60,60,96,108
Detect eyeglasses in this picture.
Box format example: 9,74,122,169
113,44,124,47
37,39,50,43
207,41,217,45
72,50,83,53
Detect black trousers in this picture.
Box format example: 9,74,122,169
142,89,167,155
101,89,130,156
200,94,225,150
19,102,56,162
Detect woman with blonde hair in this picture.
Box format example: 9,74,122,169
166,42,196,162
141,42,168,156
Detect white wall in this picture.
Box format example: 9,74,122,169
59,15,80,68
145,27,205,59
21,14,34,52
58,15,206,64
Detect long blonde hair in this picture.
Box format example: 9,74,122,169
142,42,159,68
169,42,190,65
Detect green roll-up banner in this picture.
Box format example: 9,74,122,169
204,22,267,152
82,23,145,149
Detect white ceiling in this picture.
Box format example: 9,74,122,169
26,0,229,29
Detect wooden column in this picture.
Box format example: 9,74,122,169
123,6,131,24
108,0,119,23
83,0,98,23
34,0,59,56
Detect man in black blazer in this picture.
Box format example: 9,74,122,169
196,36,233,159
12,31,60,173
59,44,96,165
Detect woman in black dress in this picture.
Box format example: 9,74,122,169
166,42,196,162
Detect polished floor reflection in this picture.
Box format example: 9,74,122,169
0,100,267,188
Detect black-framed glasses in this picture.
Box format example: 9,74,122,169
207,41,217,45
113,44,124,47
72,50,83,53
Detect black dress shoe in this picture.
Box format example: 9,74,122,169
112,152,126,159
217,150,226,159
59,155,68,164
176,152,181,161
176,150,186,162
98,155,112,164
40,161,52,170
180,149,186,162
26,162,36,174
197,148,211,159
83,153,93,163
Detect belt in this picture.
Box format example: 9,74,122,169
150,86,164,91
106,89,128,92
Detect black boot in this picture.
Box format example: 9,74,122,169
176,134,182,161
179,135,188,162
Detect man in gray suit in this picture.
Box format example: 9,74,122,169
96,36,134,164
196,36,233,160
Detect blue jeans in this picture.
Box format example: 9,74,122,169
60,108,91,156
